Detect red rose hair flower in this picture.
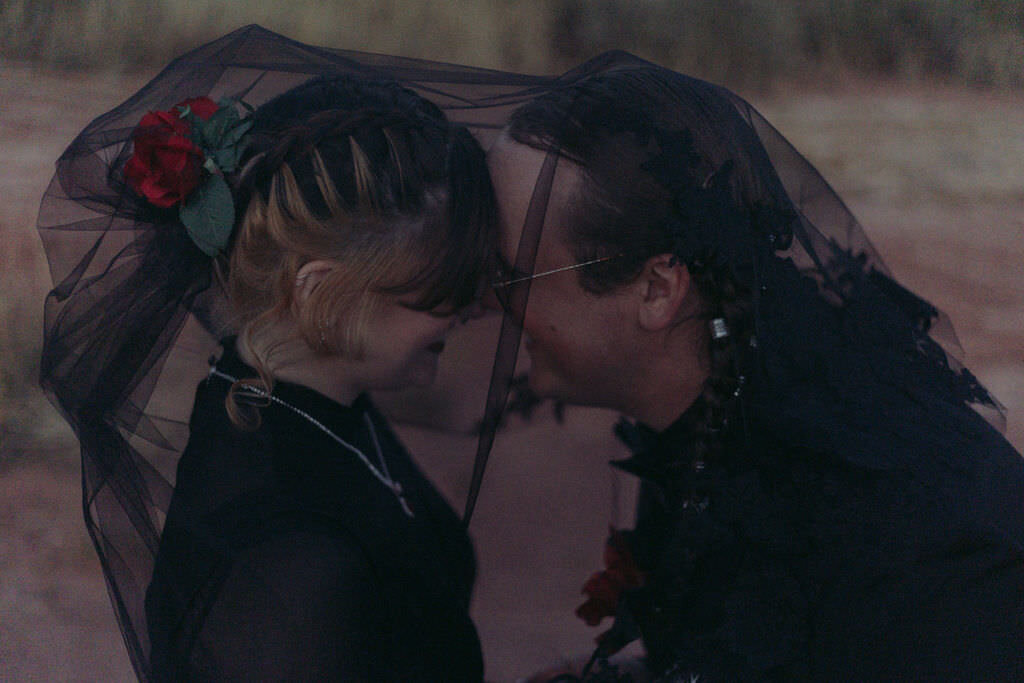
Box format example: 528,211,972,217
122,96,251,256
124,97,218,208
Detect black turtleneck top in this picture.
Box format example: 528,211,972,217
145,340,483,681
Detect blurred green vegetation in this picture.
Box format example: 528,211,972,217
2,0,1023,87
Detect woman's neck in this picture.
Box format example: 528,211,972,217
237,328,363,407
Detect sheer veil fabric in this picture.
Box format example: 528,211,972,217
38,25,1021,679
487,55,1024,678
37,26,555,677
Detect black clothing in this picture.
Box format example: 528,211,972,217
145,341,483,681
497,64,1024,680
38,26,1021,680
613,398,1024,681
37,31,555,671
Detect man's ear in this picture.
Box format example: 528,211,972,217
293,260,337,310
635,254,692,331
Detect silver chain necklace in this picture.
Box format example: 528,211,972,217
208,367,414,518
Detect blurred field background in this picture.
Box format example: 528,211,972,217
2,1,1023,681
3,0,1024,86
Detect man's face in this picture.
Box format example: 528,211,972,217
486,136,633,408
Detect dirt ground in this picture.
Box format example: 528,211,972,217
1,62,1022,681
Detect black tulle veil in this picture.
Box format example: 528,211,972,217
37,26,550,676
38,25,1020,680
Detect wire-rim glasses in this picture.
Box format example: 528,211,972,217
491,254,616,313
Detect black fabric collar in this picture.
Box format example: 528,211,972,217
610,397,707,486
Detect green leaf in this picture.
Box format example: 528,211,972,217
212,146,240,173
194,108,234,148
222,118,253,148
179,174,235,257
190,108,251,173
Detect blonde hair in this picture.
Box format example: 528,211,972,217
219,77,496,429
225,144,440,428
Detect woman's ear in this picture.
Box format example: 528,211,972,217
635,254,692,331
293,260,336,310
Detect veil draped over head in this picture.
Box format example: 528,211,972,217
38,26,551,677
39,26,1020,680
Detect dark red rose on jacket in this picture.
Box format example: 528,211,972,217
124,97,217,208
575,528,645,627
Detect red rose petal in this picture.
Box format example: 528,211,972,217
574,528,647,629
126,99,212,208
576,598,610,627
139,176,176,208
582,571,619,604
147,110,189,135
177,96,218,120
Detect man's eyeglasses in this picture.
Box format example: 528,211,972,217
490,254,616,313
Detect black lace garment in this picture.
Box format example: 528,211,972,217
145,339,482,681
613,391,1024,681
